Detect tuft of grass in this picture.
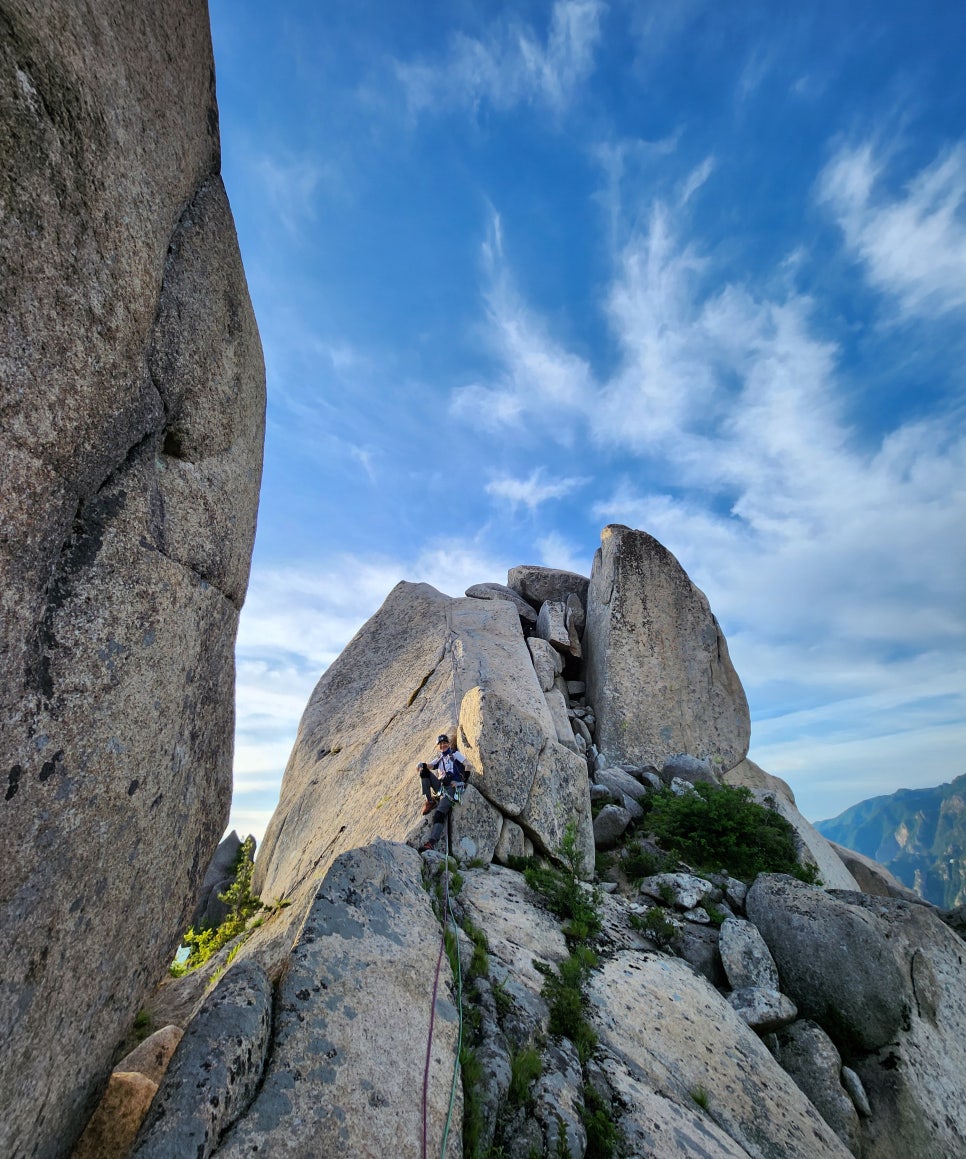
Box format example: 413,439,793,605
658,881,676,906
581,1082,619,1159
509,1047,543,1105
524,824,601,943
700,898,727,926
460,1044,487,1158
492,976,513,1019
690,1086,710,1111
536,946,599,1064
467,921,490,981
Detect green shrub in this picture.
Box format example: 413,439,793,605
629,907,680,951
691,1086,710,1111
647,784,819,883
171,837,262,976
622,841,668,882
524,824,601,942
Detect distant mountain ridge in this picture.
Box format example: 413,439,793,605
815,775,966,908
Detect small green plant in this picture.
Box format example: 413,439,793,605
622,841,668,883
492,975,513,1018
581,1082,619,1159
629,907,680,952
647,783,820,883
509,1046,543,1105
460,1043,487,1158
170,837,262,976
524,823,601,942
690,1086,710,1111
536,946,599,1063
466,920,490,981
658,881,676,906
700,898,727,926
131,1009,153,1043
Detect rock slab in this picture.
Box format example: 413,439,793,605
132,961,273,1159
216,842,461,1157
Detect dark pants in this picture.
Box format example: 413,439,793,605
420,768,455,844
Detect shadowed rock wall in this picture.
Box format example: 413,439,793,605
0,3,265,1155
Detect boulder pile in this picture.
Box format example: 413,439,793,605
64,522,964,1159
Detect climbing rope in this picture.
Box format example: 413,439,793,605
421,829,466,1159
421,611,467,1158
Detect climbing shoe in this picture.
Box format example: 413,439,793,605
419,840,435,853
421,801,434,815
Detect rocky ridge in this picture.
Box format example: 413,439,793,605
84,524,966,1159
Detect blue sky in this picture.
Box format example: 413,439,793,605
209,1,966,844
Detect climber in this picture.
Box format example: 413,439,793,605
418,734,467,852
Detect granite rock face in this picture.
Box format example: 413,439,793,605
132,960,273,1159
254,582,592,914
0,4,264,1156
746,875,909,1055
583,525,750,772
218,842,462,1157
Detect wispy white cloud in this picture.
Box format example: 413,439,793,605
819,140,966,316
451,224,596,438
252,152,330,237
451,154,966,820
680,156,715,204
536,531,591,575
486,468,588,511
396,0,605,118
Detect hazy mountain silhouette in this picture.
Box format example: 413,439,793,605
816,775,966,908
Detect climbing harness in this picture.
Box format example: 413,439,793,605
421,825,465,1159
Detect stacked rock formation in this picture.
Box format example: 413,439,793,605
0,3,265,1155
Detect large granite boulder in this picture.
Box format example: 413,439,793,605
254,583,575,911
217,842,461,1157
746,875,909,1055
583,525,750,771
840,894,966,1159
506,565,589,611
0,4,264,1155
465,581,538,623
590,953,851,1158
